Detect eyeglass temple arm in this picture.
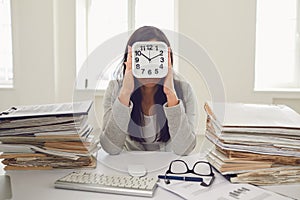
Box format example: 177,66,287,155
200,175,215,187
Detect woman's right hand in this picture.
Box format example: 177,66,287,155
119,46,134,106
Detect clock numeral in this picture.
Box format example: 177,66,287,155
159,64,163,69
141,69,145,74
148,69,152,75
160,57,164,63
160,50,163,55
135,57,139,63
140,46,146,51
146,44,153,50
135,50,141,56
155,45,159,51
155,69,159,74
136,64,140,69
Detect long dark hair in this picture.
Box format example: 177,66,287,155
115,26,174,143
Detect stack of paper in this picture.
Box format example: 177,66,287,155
0,101,99,170
204,102,300,185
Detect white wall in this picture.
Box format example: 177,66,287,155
1,0,299,132
178,0,300,101
0,0,55,109
0,0,76,110
177,0,300,122
53,0,76,103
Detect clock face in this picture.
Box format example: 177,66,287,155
132,41,168,78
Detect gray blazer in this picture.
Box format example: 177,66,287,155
100,78,197,155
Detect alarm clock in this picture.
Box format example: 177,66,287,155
131,41,168,78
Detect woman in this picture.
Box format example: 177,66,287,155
100,26,197,155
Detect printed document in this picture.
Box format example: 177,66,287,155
158,179,292,200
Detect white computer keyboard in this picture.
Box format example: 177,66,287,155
54,171,158,197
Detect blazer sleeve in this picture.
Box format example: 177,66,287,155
163,82,197,155
100,80,133,155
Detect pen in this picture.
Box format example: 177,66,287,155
158,175,203,182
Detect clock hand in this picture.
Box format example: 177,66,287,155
149,52,163,61
140,52,151,62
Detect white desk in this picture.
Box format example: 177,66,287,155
1,149,300,200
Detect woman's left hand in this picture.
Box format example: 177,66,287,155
163,48,179,107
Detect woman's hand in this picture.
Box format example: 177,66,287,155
119,46,134,106
163,48,179,107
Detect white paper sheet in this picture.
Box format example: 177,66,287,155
0,101,92,119
206,102,300,129
158,180,293,200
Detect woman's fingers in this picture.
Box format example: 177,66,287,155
166,47,173,78
121,45,134,98
168,47,172,69
125,46,132,71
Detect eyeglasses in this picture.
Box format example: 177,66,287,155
158,160,215,187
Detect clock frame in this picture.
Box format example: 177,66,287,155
131,41,168,78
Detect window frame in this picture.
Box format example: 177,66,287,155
0,0,14,88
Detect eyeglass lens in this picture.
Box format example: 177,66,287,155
193,162,212,176
170,160,188,174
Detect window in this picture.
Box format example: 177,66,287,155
76,0,176,90
255,0,300,91
0,0,13,88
